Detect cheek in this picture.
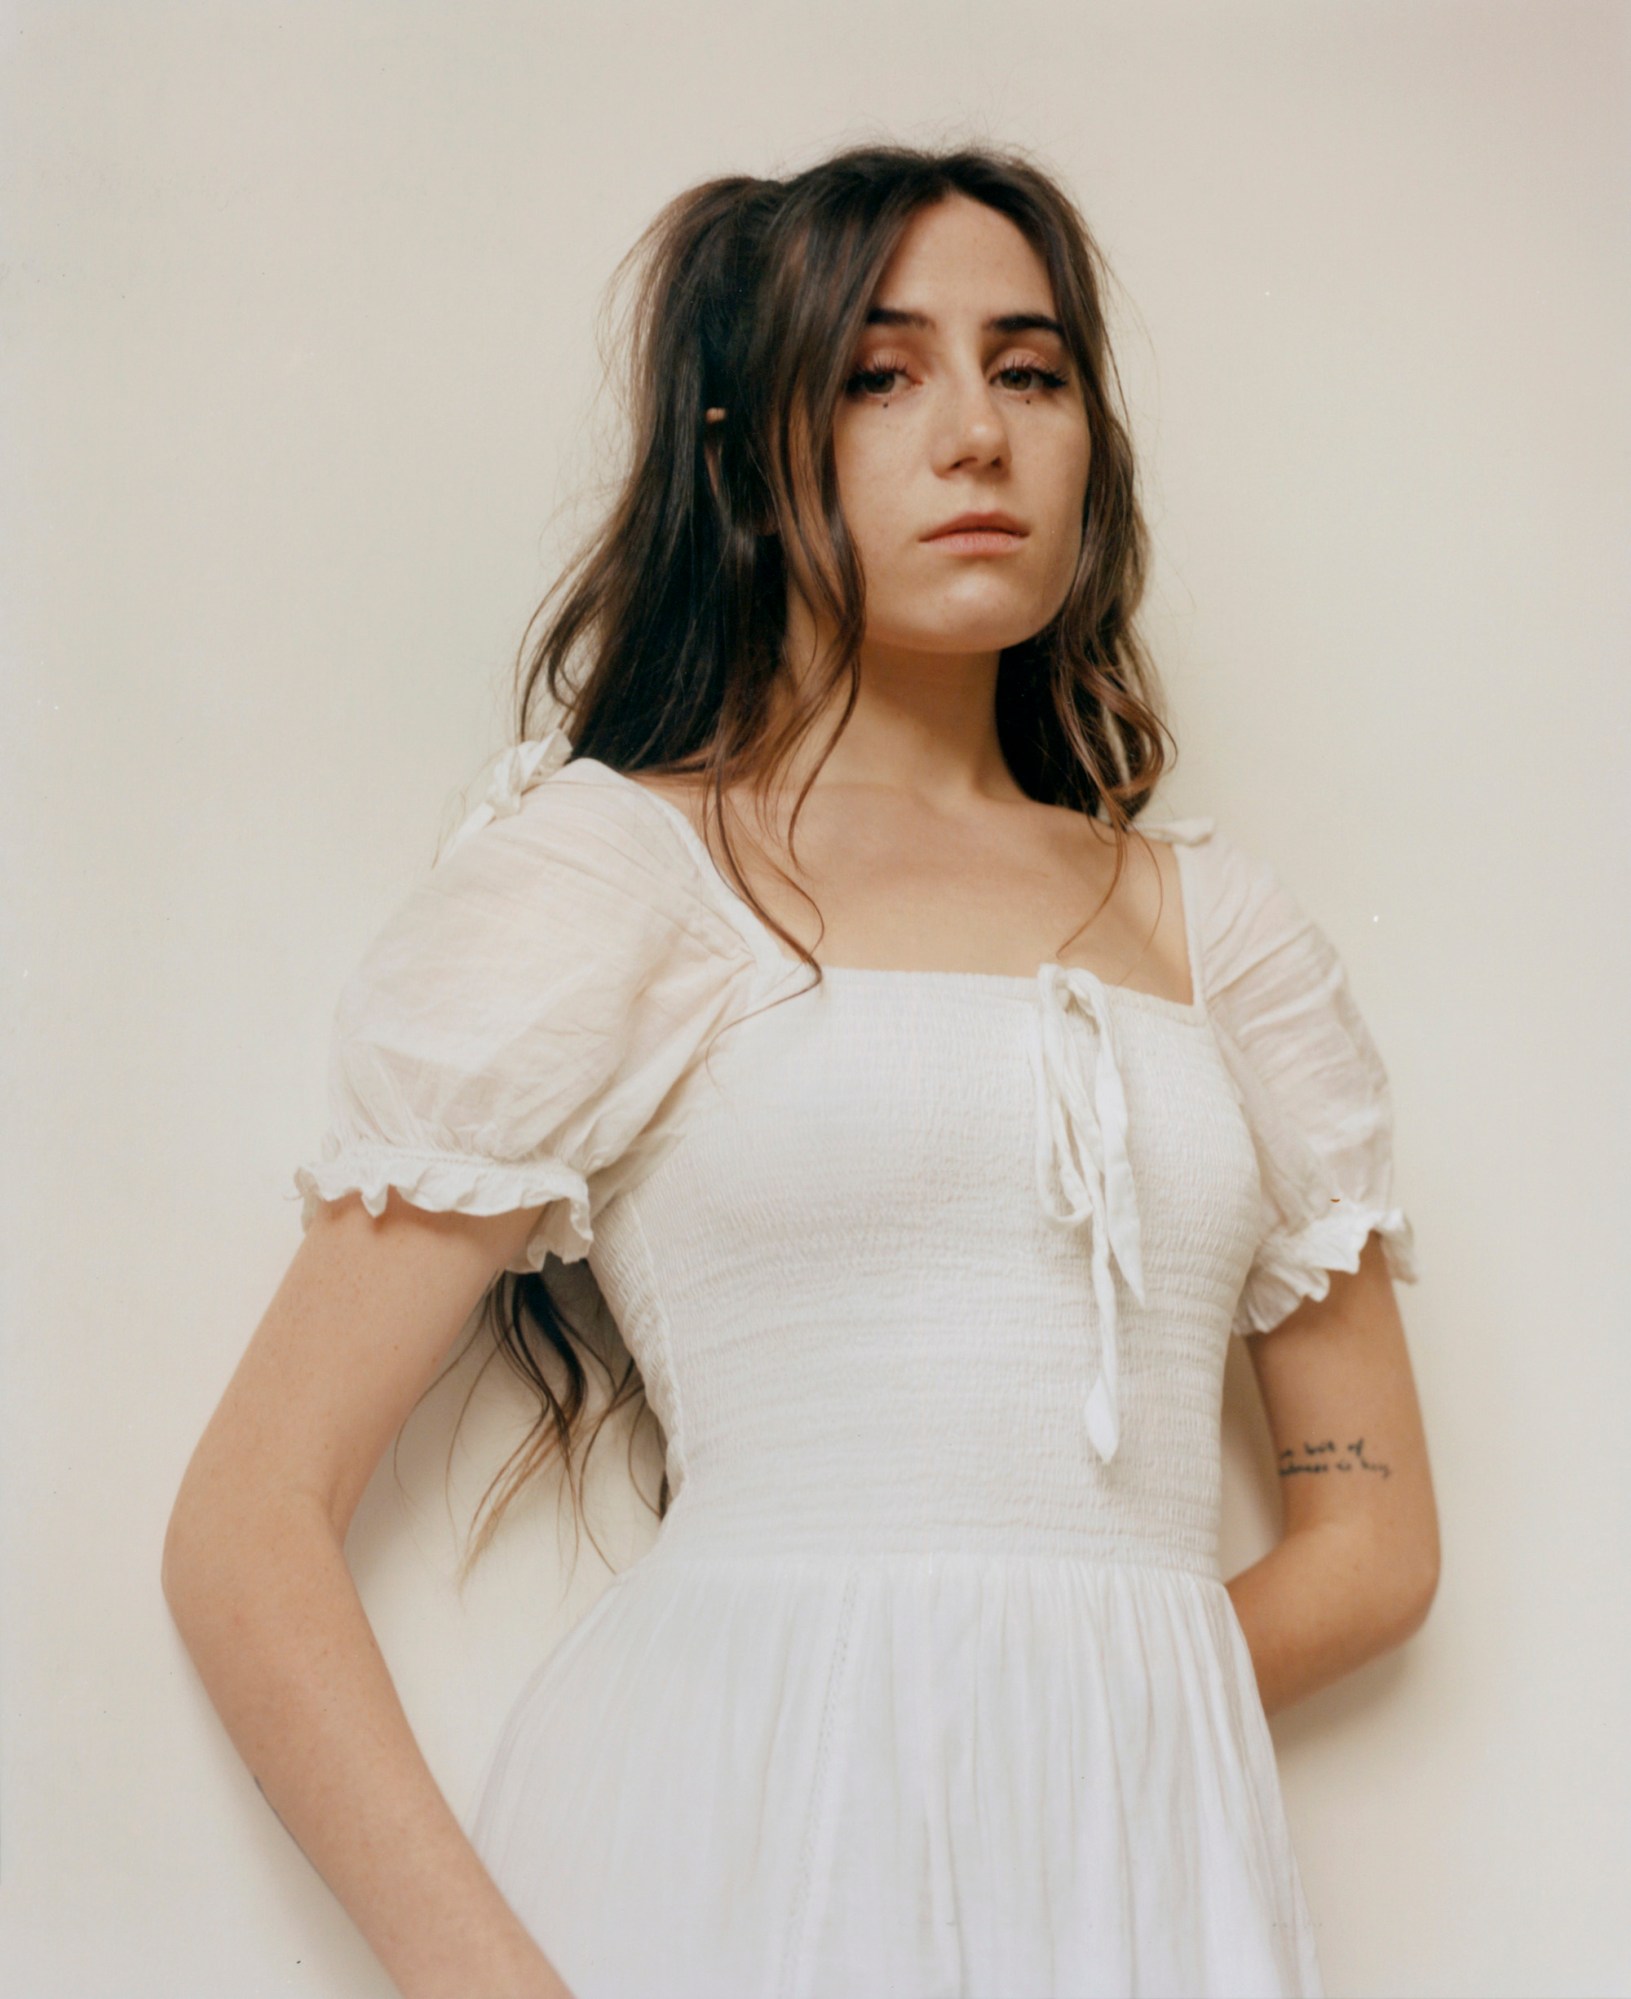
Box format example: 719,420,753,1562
1059,423,1092,506
1033,462,1091,602
833,427,908,562
1046,432,1092,555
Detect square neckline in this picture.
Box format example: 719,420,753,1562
580,759,1209,1024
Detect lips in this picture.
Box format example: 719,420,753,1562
922,511,1028,540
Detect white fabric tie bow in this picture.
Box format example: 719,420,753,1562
1030,963,1148,1464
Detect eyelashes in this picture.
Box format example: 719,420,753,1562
843,359,1072,402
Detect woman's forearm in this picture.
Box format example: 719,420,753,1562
161,1490,573,1999
1226,1517,1436,1716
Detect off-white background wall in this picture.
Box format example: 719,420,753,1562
3,4,1626,1995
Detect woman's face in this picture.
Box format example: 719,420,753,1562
824,193,1092,659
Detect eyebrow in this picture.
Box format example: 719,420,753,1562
864,306,1067,339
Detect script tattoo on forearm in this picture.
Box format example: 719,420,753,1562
1277,1437,1391,1479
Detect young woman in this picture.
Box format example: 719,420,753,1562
163,142,1439,1999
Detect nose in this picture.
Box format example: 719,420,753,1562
934,364,1009,473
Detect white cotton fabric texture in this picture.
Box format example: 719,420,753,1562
294,730,1418,1999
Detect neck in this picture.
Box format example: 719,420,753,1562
772,600,1020,810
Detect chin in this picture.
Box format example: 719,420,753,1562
874,607,1057,655
870,573,1068,653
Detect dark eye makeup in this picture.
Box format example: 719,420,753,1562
843,358,1072,401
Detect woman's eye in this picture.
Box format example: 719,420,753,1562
843,360,1072,402
996,364,1071,392
844,364,909,399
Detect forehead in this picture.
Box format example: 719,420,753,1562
870,194,1055,318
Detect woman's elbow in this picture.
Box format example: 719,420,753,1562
159,1460,268,1622
1377,1517,1441,1646
160,1481,215,1622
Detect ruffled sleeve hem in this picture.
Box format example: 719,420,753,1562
1232,1203,1419,1338
292,1137,593,1273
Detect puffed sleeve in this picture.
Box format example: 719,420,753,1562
291,730,762,1276
1188,825,1421,1337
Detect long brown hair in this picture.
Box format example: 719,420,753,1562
432,139,1176,1584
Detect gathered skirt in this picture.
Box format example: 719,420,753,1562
462,1547,1325,1999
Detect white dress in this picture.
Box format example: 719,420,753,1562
294,728,1419,1999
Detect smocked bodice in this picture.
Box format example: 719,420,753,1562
585,964,1265,1579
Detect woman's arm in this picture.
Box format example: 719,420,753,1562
1225,1231,1440,1715
161,1195,576,1999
